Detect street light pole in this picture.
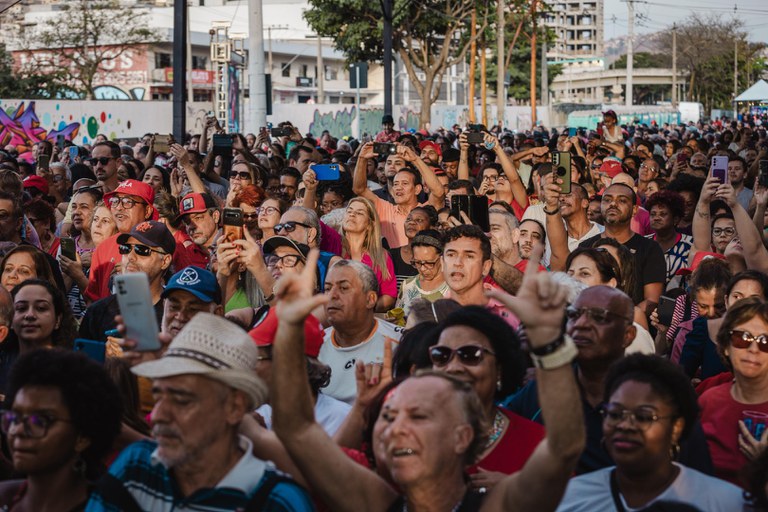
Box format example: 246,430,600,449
172,0,187,142
248,0,268,130
626,0,634,107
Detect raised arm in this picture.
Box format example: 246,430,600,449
489,133,528,208
458,132,471,180
482,245,585,512
352,142,379,202
399,145,445,210
691,176,719,252
302,168,319,210
170,144,206,194
271,251,397,512
718,183,768,272
541,174,569,272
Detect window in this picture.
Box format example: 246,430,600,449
282,63,291,77
155,52,172,68
192,55,207,69
325,65,337,80
301,64,308,77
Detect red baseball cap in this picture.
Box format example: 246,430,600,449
675,251,726,276
419,140,442,158
599,158,624,179
179,192,217,216
104,180,157,219
23,175,49,195
249,308,325,358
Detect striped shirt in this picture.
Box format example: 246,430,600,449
86,438,314,512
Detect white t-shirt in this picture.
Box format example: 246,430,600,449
556,463,746,512
319,318,402,404
256,393,352,436
625,322,656,355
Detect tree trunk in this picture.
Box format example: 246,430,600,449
469,10,477,123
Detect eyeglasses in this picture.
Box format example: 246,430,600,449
242,212,259,221
410,257,440,269
230,171,252,180
88,157,114,166
118,243,167,257
712,227,736,237
599,404,674,431
565,306,631,325
108,196,144,209
274,221,311,233
730,330,768,353
256,206,279,216
265,254,303,268
0,410,73,438
429,345,495,367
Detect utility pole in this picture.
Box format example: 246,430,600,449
382,0,393,116
186,8,193,106
481,42,487,127
626,0,634,107
172,0,186,142
530,0,538,126
316,36,324,104
248,0,268,131
496,0,505,128
671,24,677,108
540,31,547,106
469,10,477,123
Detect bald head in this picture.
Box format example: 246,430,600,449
584,286,633,319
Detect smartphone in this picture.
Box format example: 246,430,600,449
568,127,577,137
154,134,170,153
212,133,233,156
450,195,490,232
37,154,50,172
373,142,397,156
114,273,161,352
657,296,677,326
467,124,487,144
759,160,768,188
551,152,572,194
56,135,65,148
270,127,292,138
60,237,76,261
312,163,341,181
676,153,689,165
68,146,79,161
710,155,728,184
74,338,106,364
222,207,244,242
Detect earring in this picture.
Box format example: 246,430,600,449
669,442,681,460
496,376,502,391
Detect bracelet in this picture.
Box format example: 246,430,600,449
531,334,566,356
530,335,578,370
543,206,560,216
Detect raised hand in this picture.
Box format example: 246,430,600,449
274,249,330,325
354,339,393,408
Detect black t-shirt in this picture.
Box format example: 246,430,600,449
580,233,666,304
389,246,418,292
79,294,164,343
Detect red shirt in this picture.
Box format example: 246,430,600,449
172,230,210,271
467,408,546,475
85,234,122,302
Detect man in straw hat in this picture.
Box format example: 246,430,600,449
87,313,314,511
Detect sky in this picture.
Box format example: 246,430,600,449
603,0,768,41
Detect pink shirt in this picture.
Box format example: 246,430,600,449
359,252,397,299
374,196,422,248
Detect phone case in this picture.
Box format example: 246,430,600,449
74,339,106,363
223,207,244,243
658,297,676,326
114,273,161,351
313,164,341,181
552,152,572,194
60,238,76,260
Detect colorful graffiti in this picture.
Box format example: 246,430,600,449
0,102,80,161
306,106,421,139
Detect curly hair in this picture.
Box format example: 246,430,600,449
645,189,686,221
6,349,123,480
604,353,700,442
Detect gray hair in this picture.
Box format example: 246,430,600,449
330,259,379,295
549,272,588,304
51,162,71,181
490,209,519,233
289,206,322,245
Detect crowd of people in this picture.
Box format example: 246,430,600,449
0,109,767,510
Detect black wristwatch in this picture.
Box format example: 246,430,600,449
530,334,566,356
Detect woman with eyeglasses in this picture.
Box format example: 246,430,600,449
397,230,448,316
556,353,744,511
0,349,122,511
693,175,739,257
428,306,545,492
340,198,397,312
257,196,289,243
698,297,768,488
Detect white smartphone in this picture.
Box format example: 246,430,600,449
114,273,161,351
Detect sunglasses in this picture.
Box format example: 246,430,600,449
730,330,768,353
242,212,259,221
118,243,167,257
230,171,252,180
88,157,114,166
429,345,495,367
565,306,631,325
274,221,311,233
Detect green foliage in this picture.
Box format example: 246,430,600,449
0,46,71,99
611,52,670,70
18,0,159,99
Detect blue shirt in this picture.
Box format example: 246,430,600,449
86,438,314,512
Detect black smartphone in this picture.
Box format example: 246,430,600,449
56,134,65,148
450,194,490,232
657,296,676,326
222,207,244,242
60,237,76,261
37,154,50,172
552,151,572,194
74,338,106,363
373,142,397,156
270,127,292,138
212,133,234,156
759,160,768,188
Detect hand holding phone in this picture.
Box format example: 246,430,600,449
115,273,161,351
222,207,244,242
710,155,728,184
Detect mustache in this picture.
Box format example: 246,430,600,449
153,425,181,439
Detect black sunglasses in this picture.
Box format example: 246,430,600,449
118,243,166,257
429,345,495,367
88,157,114,166
274,221,311,233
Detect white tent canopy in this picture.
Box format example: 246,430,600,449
735,79,768,102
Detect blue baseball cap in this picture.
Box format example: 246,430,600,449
162,266,222,304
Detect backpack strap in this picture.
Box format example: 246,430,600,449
244,472,297,512
94,473,143,512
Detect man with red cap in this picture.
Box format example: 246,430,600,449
22,175,49,199
249,308,351,435
84,179,157,302
419,140,442,167
177,191,220,269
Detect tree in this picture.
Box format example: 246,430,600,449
0,46,71,99
16,0,158,99
304,0,488,128
611,52,670,105
656,15,766,111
